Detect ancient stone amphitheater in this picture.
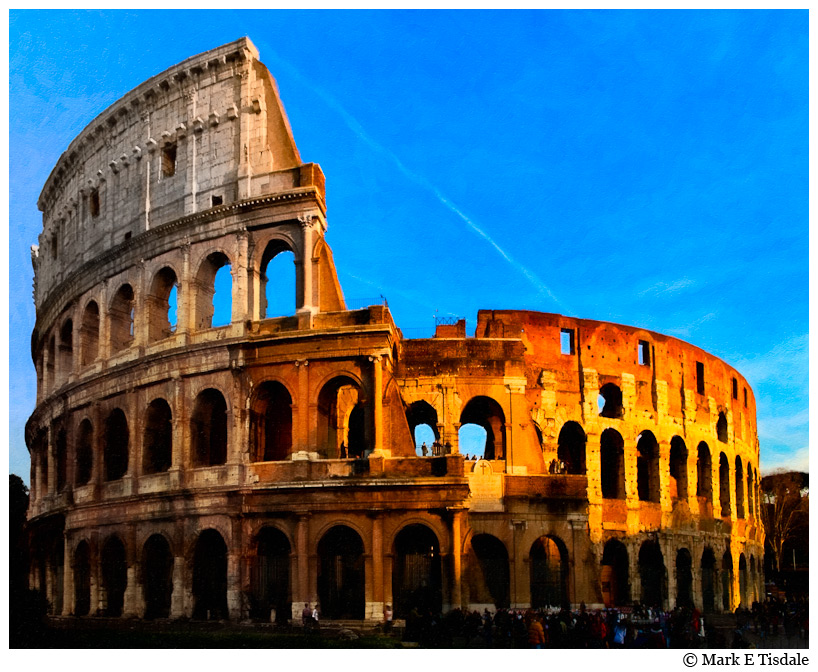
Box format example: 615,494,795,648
26,38,763,623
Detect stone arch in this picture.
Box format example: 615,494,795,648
721,549,734,611
598,382,624,418
46,333,56,390
146,266,178,342
259,238,297,318
636,430,660,503
109,283,135,353
142,533,173,619
600,428,625,499
58,317,73,380
530,535,569,609
317,374,366,459
738,553,748,607
718,452,731,517
194,250,232,330
191,388,228,467
317,525,365,620
669,436,688,500
746,463,754,518
697,441,713,505
73,540,92,616
601,539,630,607
54,424,68,492
143,398,173,474
676,548,694,607
701,547,717,613
467,533,510,609
75,418,93,486
250,380,293,462
79,300,100,367
638,539,665,608
192,528,228,620
735,456,745,518
392,523,442,618
100,534,127,617
557,421,586,474
103,408,129,481
459,395,506,460
249,526,292,622
406,400,439,454
716,412,728,443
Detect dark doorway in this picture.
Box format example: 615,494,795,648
251,382,293,462
601,539,629,607
143,399,173,474
639,540,665,609
192,529,228,620
191,389,228,466
676,548,693,608
600,429,625,499
250,527,291,622
74,541,91,616
557,422,586,474
101,536,127,617
469,534,510,608
530,536,568,608
143,534,173,619
701,548,717,613
722,551,733,611
317,526,365,619
103,408,129,481
393,524,442,617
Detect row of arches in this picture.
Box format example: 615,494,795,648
600,539,762,612
38,239,299,395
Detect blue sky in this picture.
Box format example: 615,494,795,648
8,10,808,482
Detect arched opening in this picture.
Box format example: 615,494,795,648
195,252,232,330
73,541,91,616
103,408,129,481
260,241,296,318
109,284,135,353
749,556,757,603
192,529,228,620
738,554,748,607
716,412,728,443
80,301,99,367
459,396,506,460
406,401,439,456
458,424,487,459
598,383,623,418
393,524,442,618
317,525,365,619
722,550,734,611
557,421,586,474
48,535,65,615
697,441,713,506
250,381,293,462
250,527,291,622
636,431,660,502
600,428,625,499
191,389,228,467
55,427,67,492
719,453,731,517
530,535,569,609
100,536,127,617
59,318,73,380
638,540,665,609
676,548,693,608
669,436,688,500
701,548,716,613
143,399,173,474
317,376,366,459
747,465,754,518
46,335,55,390
468,534,509,609
142,534,173,619
75,419,93,486
600,539,629,607
147,267,178,342
735,457,745,518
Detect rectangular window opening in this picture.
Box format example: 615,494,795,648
162,144,177,177
744,387,748,407
696,361,705,395
732,377,738,399
638,340,650,366
560,328,575,355
211,195,223,207
89,189,100,218
124,232,132,241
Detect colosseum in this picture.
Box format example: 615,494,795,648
25,37,764,624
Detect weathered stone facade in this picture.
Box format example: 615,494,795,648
26,38,763,623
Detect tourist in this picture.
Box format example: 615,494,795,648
384,603,393,634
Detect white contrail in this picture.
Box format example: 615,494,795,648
266,50,564,310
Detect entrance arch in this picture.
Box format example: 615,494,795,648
393,524,442,617
459,396,506,460
601,539,629,607
701,548,716,613
558,421,586,474
721,550,734,611
317,525,365,619
250,527,291,622
100,536,127,617
639,540,665,608
467,534,509,609
317,376,366,459
192,529,228,620
73,541,91,616
142,534,173,619
250,381,293,462
676,548,693,608
530,535,569,608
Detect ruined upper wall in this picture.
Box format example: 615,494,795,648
32,37,316,313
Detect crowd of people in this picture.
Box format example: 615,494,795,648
731,597,809,647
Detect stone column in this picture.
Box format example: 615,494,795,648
170,554,185,618
510,520,528,609
47,425,56,497
624,437,639,535
295,360,310,452
133,261,148,349
370,515,384,620
62,534,74,616
99,280,111,361
370,355,386,456
663,539,675,610
232,231,249,324
292,514,309,621
585,431,603,543
178,242,193,337
227,551,242,620
451,511,463,610
297,216,317,315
